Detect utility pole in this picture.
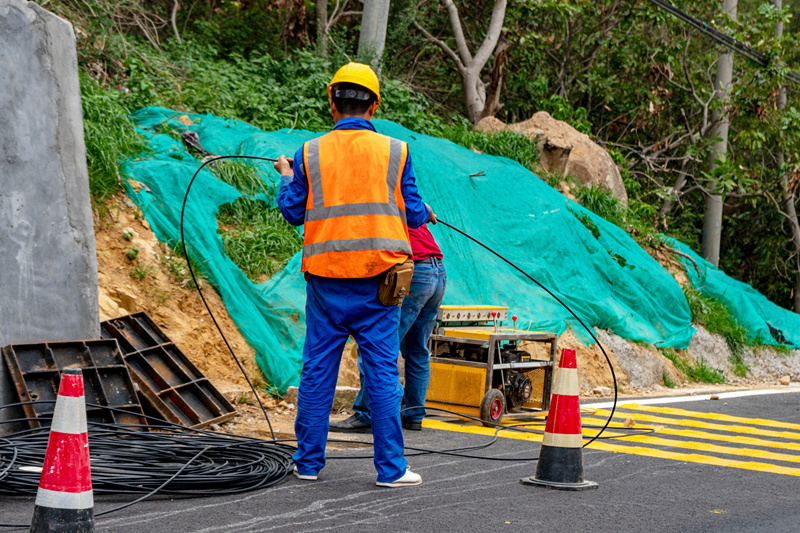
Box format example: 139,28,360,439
701,0,737,266
357,0,391,72
772,0,800,312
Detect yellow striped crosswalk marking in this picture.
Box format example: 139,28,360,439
616,403,800,430
424,402,800,477
581,417,800,452
592,408,800,441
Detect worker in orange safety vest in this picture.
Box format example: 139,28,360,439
274,62,435,488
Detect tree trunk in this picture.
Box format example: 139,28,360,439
462,71,486,124
701,0,737,267
773,0,800,312
480,38,510,120
415,0,507,123
317,0,328,57
358,0,390,72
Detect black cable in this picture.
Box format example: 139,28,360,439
180,154,282,441
0,402,294,528
436,219,617,448
645,0,800,86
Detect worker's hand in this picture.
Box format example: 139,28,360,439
274,155,293,177
426,204,437,225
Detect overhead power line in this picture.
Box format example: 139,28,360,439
646,0,800,86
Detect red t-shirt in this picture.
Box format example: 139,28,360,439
409,224,443,261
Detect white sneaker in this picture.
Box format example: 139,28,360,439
375,468,422,488
293,466,318,481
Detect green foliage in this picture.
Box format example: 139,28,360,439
537,94,592,134
217,198,301,283
574,186,627,228
684,287,751,377
125,246,140,260
662,347,725,384
79,73,146,200
199,159,301,283
58,0,800,313
570,210,601,240
129,261,153,280
662,371,677,388
441,122,539,172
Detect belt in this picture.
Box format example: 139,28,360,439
414,257,440,264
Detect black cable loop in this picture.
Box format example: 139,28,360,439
436,219,617,448
180,154,282,441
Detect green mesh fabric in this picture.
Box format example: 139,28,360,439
125,106,704,393
665,238,800,348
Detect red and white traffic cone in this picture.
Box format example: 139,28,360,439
30,368,94,532
520,348,598,491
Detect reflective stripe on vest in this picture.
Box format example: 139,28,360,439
301,130,412,278
304,137,407,223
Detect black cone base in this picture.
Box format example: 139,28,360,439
30,505,94,533
520,444,598,491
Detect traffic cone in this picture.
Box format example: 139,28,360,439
30,368,94,532
520,348,598,491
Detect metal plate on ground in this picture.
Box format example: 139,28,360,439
101,313,236,429
1,340,147,429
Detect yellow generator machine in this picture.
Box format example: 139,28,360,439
426,305,557,426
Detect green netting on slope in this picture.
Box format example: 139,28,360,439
126,106,695,394
665,238,800,349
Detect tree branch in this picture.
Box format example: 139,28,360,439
413,20,465,73
471,0,507,69
171,0,182,44
443,0,473,65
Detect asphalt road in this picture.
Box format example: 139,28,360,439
4,389,800,532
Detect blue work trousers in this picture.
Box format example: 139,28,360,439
293,274,407,483
354,258,447,423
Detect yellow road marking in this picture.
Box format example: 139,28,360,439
426,400,800,477
581,417,800,452
618,404,800,430
422,419,800,476
592,409,800,441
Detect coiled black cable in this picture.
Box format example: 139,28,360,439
0,402,294,528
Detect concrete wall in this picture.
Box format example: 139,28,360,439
0,1,100,429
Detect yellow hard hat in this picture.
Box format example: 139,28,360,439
327,62,381,105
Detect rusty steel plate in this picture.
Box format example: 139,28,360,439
1,340,147,429
101,313,237,429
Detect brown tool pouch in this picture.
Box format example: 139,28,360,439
378,258,415,306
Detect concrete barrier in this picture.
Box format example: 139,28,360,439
0,0,100,431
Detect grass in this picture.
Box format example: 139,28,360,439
571,210,602,239
662,372,678,388
684,288,751,377
218,198,301,283
441,122,540,173
662,347,725,384
80,73,146,201
129,261,154,280
202,159,301,282
167,240,209,289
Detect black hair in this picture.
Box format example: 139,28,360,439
331,82,377,116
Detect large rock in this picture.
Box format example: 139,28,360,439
0,1,100,430
476,112,628,205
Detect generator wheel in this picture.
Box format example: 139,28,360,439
480,389,505,427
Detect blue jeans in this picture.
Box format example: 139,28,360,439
293,275,406,483
353,258,447,424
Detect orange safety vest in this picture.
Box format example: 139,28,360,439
301,128,412,278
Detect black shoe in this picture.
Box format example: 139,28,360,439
401,418,422,431
329,414,372,433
